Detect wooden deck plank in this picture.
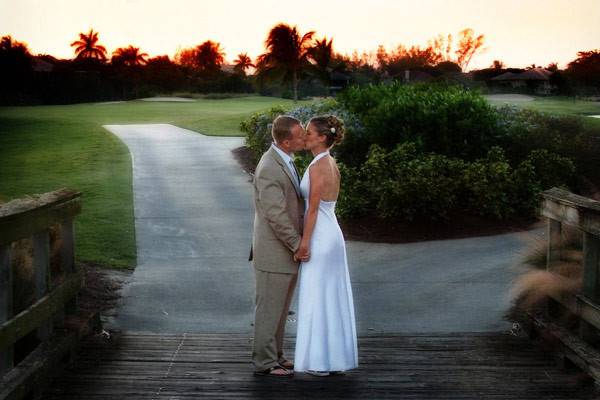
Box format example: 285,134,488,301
41,332,595,399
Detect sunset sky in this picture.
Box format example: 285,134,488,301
1,0,599,70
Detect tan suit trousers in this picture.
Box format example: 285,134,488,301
252,268,297,371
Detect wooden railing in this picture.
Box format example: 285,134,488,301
0,189,84,397
537,187,600,380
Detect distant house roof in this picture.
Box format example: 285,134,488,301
518,68,552,80
220,64,236,73
491,68,551,81
491,72,518,81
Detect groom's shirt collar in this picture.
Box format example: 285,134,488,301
271,143,294,163
271,143,300,186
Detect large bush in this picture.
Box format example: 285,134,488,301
240,84,584,223
358,143,464,221
337,82,500,161
336,144,574,221
496,105,599,185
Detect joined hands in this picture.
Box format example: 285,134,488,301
294,240,310,262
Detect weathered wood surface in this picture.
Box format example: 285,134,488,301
530,312,600,383
547,218,562,268
0,189,83,353
541,187,600,236
584,233,600,302
0,244,13,374
0,188,81,245
0,188,84,400
549,293,600,332
0,269,84,350
0,327,80,400
42,332,595,399
540,188,600,376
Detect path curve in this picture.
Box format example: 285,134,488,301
104,124,534,334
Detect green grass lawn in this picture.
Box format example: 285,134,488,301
486,95,600,130
0,96,307,269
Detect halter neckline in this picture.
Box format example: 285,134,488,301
311,150,330,165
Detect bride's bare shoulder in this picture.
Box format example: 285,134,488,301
310,156,335,174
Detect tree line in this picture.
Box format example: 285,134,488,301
1,23,599,105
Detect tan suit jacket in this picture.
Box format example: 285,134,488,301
250,146,304,274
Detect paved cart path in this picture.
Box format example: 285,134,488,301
104,124,535,335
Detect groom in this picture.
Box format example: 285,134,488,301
250,115,308,377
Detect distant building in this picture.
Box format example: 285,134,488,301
490,68,554,95
402,70,434,83
220,64,236,74
329,71,351,95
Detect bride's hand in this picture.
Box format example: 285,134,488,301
295,241,310,262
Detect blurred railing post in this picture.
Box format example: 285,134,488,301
0,243,13,376
539,188,600,374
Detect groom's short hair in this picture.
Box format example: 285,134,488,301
272,115,301,144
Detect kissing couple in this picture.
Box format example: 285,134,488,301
249,114,358,377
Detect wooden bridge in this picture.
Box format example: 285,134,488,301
1,188,600,399
40,331,593,399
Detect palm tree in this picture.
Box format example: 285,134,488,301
308,37,333,86
234,53,255,75
195,40,225,73
70,29,107,60
256,23,315,101
111,45,149,67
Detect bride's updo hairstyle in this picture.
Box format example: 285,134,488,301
308,115,345,147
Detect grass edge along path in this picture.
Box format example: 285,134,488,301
0,96,307,269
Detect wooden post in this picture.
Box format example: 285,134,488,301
0,244,13,375
547,219,562,269
33,230,52,342
580,233,600,349
61,220,75,274
61,219,78,315
583,233,600,302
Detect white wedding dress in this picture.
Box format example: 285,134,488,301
294,151,358,372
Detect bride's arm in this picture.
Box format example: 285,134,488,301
296,164,324,260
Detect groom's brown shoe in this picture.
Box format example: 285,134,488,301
254,365,293,377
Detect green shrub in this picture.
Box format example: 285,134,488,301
240,105,287,164
239,91,584,225
338,82,500,160
510,160,542,216
496,106,584,162
336,162,371,219
496,105,600,182
362,143,464,221
338,144,575,222
461,147,515,219
525,149,576,190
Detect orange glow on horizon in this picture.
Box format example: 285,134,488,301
1,0,599,71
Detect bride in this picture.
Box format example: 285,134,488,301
293,115,358,376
